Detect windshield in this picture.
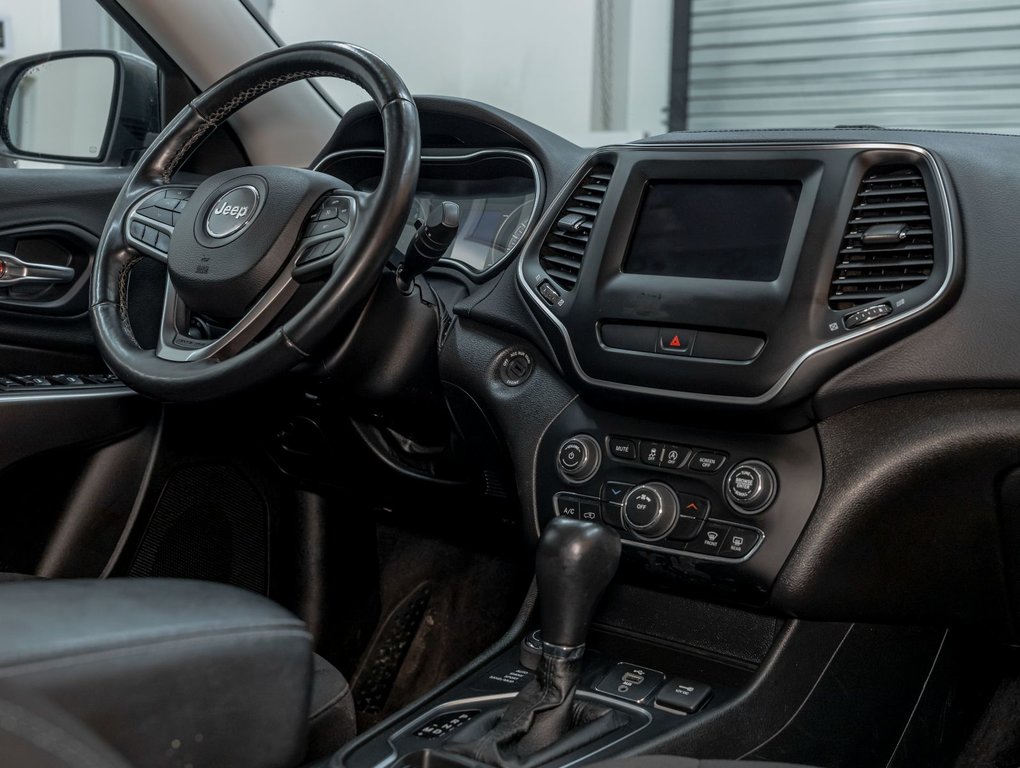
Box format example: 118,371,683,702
263,0,1020,146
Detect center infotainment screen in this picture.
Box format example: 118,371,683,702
624,181,801,281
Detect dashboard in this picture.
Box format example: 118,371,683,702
317,148,541,280
319,98,1020,626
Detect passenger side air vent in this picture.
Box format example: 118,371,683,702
539,164,614,291
828,165,935,311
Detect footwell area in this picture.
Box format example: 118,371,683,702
351,525,530,730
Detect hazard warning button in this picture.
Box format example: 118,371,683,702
657,328,696,356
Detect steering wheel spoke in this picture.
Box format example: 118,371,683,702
155,265,300,363
125,185,197,263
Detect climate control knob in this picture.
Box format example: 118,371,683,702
725,460,777,514
621,482,679,540
556,434,601,484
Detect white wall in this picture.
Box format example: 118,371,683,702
0,0,60,62
268,0,672,146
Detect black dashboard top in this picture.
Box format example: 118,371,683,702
320,97,1020,422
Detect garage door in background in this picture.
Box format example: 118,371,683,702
687,0,1020,132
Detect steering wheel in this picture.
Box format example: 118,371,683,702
90,42,420,401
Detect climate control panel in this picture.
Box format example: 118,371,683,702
535,402,824,597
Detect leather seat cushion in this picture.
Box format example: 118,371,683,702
0,578,314,768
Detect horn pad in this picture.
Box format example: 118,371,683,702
167,166,336,318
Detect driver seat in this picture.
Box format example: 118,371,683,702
0,575,355,768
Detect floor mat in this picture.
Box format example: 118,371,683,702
954,673,1020,768
350,525,529,730
350,580,432,716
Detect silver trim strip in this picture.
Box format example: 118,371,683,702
314,148,544,279
0,386,133,403
517,141,958,405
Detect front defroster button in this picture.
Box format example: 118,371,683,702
686,523,730,555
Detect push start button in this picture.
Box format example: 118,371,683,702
594,662,665,704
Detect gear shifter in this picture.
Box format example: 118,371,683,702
451,519,622,767
536,517,622,652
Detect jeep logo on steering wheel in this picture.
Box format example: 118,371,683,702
205,185,260,238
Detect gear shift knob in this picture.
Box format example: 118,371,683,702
536,518,621,650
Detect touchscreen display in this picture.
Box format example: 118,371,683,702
624,181,801,281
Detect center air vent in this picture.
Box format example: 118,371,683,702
539,164,613,291
829,165,935,311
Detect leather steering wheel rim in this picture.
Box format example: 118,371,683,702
90,42,420,401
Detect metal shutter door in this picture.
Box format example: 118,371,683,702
688,0,1020,132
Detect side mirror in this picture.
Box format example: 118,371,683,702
0,50,158,167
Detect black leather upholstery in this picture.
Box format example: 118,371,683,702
0,682,133,768
0,578,315,768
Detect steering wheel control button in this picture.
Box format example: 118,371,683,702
662,444,690,469
657,328,696,356
556,435,600,484
720,527,763,559
640,441,665,466
725,460,778,514
689,451,727,473
601,481,633,504
622,482,679,540
595,663,665,704
606,436,637,461
655,678,712,714
686,523,731,556
205,185,260,239
498,350,533,387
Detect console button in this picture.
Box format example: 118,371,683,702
662,445,690,469
577,497,602,523
655,677,712,713
721,527,762,559
686,523,730,556
601,481,633,504
689,451,726,473
559,441,584,471
602,324,656,353
657,328,695,355
607,436,637,461
668,515,704,542
623,487,661,528
553,494,582,519
601,501,624,529
676,494,710,519
595,663,665,704
557,435,601,483
640,441,665,466
692,331,764,361
725,460,778,514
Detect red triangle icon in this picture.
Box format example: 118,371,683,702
669,335,682,347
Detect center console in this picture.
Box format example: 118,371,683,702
532,400,822,600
